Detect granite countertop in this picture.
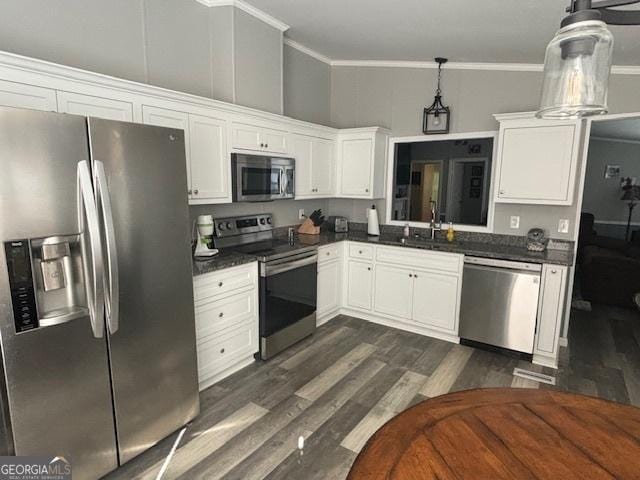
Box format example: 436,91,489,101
193,229,573,276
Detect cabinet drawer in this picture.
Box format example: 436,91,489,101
194,263,256,303
197,322,258,379
318,244,342,264
349,243,374,260
195,289,256,340
376,246,461,274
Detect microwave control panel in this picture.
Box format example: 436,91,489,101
4,240,38,332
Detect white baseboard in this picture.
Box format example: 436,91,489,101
198,354,255,391
532,354,558,370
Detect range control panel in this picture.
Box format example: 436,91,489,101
4,240,38,332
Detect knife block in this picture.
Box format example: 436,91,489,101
297,218,320,235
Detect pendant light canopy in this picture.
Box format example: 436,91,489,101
537,0,640,119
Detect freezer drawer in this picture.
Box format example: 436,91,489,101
459,257,541,354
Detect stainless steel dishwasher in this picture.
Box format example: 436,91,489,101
459,257,541,354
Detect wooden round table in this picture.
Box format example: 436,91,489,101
348,388,640,479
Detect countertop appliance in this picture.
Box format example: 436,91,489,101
0,108,199,479
232,153,295,202
213,214,317,360
459,257,541,354
194,214,218,258
324,216,349,233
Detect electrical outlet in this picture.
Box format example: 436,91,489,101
298,208,306,220
558,219,570,234
510,216,520,229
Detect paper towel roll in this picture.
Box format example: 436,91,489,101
367,205,380,236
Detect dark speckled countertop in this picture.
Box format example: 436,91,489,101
193,229,573,276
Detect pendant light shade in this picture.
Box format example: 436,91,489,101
537,19,614,119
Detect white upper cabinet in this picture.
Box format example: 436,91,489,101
494,115,581,205
188,113,230,203
291,133,335,198
142,105,192,195
56,91,133,121
337,128,389,199
142,105,231,204
231,121,288,155
0,80,57,112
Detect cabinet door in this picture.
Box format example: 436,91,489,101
57,91,133,121
411,271,459,332
231,122,262,151
260,127,288,154
317,260,340,317
373,264,413,320
189,113,230,202
142,105,191,195
534,265,567,359
347,261,373,311
312,138,335,196
339,138,373,197
496,123,578,204
0,80,57,112
291,135,314,197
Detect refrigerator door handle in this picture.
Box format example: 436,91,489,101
77,160,105,338
94,160,119,335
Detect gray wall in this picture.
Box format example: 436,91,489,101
327,65,640,239
283,44,331,125
582,138,640,238
0,0,282,113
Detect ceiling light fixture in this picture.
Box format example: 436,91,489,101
423,58,450,134
537,0,640,119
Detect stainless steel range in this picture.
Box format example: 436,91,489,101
213,214,317,360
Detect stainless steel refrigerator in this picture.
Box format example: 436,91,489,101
0,108,199,479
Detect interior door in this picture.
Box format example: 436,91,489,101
87,118,199,464
0,108,118,479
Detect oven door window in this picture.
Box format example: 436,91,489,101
241,167,281,196
260,261,317,337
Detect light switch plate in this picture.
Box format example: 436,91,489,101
510,216,520,229
298,208,306,220
558,219,570,234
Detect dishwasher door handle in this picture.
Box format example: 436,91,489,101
464,263,541,280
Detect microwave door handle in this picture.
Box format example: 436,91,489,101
279,168,285,196
77,160,105,339
94,160,119,335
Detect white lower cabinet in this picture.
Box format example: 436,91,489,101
344,242,463,340
411,271,459,332
193,262,259,390
346,260,374,311
317,244,343,321
533,264,568,368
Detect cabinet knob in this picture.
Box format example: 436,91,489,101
218,282,223,287
194,189,199,195
265,144,269,148
414,274,418,278
551,269,557,274
220,348,225,354
365,188,369,193
188,189,192,195
260,143,264,148
409,273,413,278
219,312,224,318
499,189,505,195
326,252,330,256
359,250,363,254
367,267,371,271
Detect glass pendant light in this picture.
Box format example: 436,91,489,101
537,4,614,119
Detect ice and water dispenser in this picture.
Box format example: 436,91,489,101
4,235,88,332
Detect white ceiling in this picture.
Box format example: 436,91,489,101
246,0,640,65
592,117,640,141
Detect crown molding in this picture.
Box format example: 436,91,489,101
283,38,332,65
195,0,289,32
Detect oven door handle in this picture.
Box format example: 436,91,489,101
263,254,318,277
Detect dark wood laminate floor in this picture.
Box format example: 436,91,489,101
105,304,640,480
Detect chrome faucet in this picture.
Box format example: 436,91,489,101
429,201,442,240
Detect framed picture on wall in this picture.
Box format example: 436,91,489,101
604,164,621,179
471,166,483,177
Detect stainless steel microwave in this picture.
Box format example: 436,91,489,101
232,153,295,202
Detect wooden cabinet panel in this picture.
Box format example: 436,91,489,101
411,271,459,332
56,91,133,121
189,113,230,202
347,260,373,311
0,80,57,112
374,264,413,320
